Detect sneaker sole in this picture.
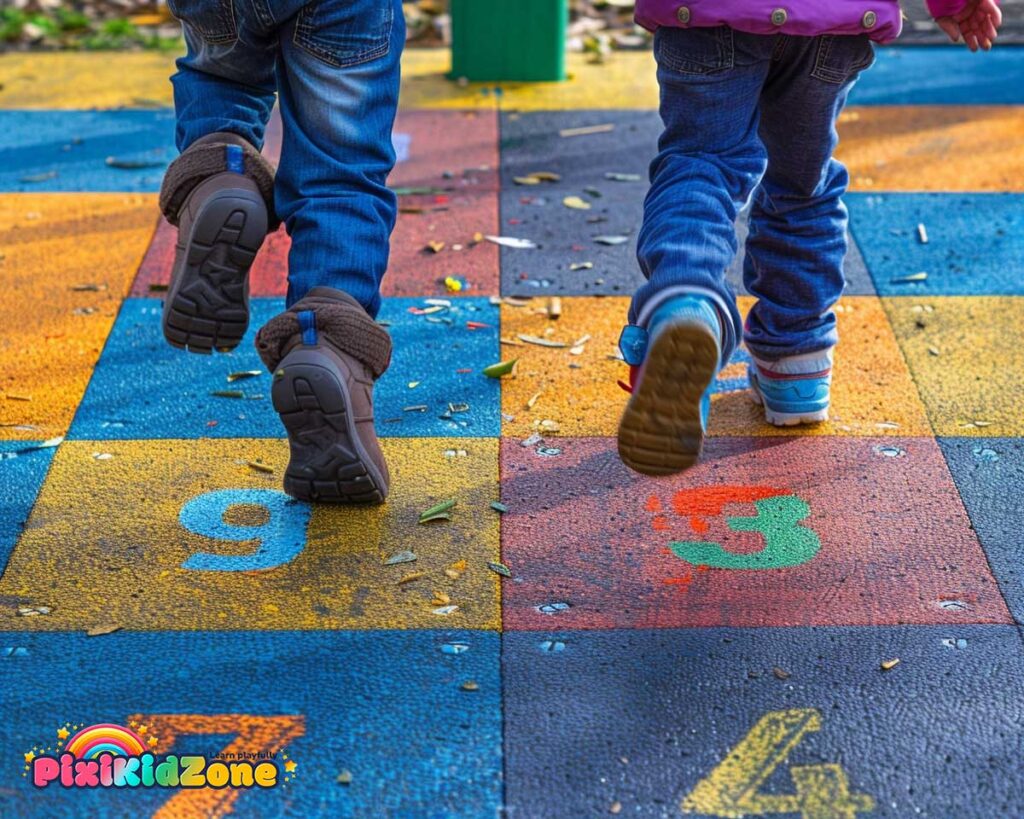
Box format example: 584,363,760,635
617,319,718,476
162,189,266,354
748,375,830,426
272,348,388,504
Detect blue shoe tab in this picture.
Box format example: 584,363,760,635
618,325,648,366
297,310,318,346
225,143,244,174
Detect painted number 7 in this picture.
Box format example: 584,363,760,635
683,708,874,819
179,489,311,572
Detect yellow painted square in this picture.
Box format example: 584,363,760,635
838,106,1024,192
883,296,1024,436
499,296,931,438
0,438,501,631
0,194,159,439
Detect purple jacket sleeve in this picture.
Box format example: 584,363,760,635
926,0,970,17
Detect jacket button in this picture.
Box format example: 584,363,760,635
862,10,878,28
771,8,788,25
676,6,691,24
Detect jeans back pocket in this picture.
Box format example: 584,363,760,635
167,0,237,44
811,35,875,84
294,0,394,68
655,26,735,75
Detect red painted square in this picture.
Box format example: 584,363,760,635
131,109,499,298
500,436,1010,629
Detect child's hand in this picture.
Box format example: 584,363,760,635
936,0,1002,51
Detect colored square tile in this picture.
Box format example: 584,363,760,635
940,437,1024,623
849,46,1024,106
131,110,499,299
849,193,1024,296
0,110,175,192
0,630,501,816
884,296,1024,437
0,442,56,574
498,111,873,297
499,436,1007,629
504,625,1024,817
838,106,1024,192
0,194,159,440
0,438,500,631
499,296,931,439
70,297,500,440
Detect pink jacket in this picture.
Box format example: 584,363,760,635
634,0,972,44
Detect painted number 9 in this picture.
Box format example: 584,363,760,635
179,489,310,572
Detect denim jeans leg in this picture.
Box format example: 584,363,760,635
274,0,405,316
632,28,773,366
168,2,278,152
742,34,874,361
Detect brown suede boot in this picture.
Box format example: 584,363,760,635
159,132,277,354
255,288,392,504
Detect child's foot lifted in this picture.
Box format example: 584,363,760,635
159,132,276,353
616,295,722,476
256,288,392,504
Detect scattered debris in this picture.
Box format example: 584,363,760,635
70,283,107,292
488,562,512,578
518,334,567,348
246,460,274,474
547,297,562,319
17,606,51,617
19,171,58,183
460,680,479,691
891,272,928,284
491,502,509,514
559,123,615,138
384,550,417,565
880,658,900,671
86,624,122,637
570,262,594,271
419,499,456,523
336,770,353,785
917,223,929,244
425,240,445,253
227,370,262,382
211,390,244,399
432,605,459,616
563,195,591,210
605,172,642,182
483,360,518,378
772,667,791,680
520,433,543,448
593,235,630,246
397,572,425,585
536,602,571,614
485,235,537,249
445,559,468,580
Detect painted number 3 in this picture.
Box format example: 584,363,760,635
656,485,821,570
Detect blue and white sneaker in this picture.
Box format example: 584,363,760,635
748,350,833,426
617,295,722,476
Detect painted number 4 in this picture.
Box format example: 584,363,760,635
683,709,874,819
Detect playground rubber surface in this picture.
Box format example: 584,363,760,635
1,42,1023,818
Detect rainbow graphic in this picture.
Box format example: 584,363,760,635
64,724,147,760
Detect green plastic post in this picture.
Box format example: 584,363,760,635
449,0,568,82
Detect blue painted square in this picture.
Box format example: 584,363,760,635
0,629,501,817
69,297,500,440
0,442,56,574
940,437,1024,623
849,193,1024,296
850,47,1024,106
0,110,176,192
504,626,1024,818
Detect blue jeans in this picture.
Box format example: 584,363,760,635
631,27,875,363
168,0,404,317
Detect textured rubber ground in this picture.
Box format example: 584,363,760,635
748,372,831,427
162,190,266,354
617,320,719,476
272,352,388,504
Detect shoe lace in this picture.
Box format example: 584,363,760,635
617,365,640,395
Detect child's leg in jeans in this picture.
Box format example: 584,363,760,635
619,28,772,475
160,4,278,352
253,0,404,503
273,0,404,317
742,35,874,423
